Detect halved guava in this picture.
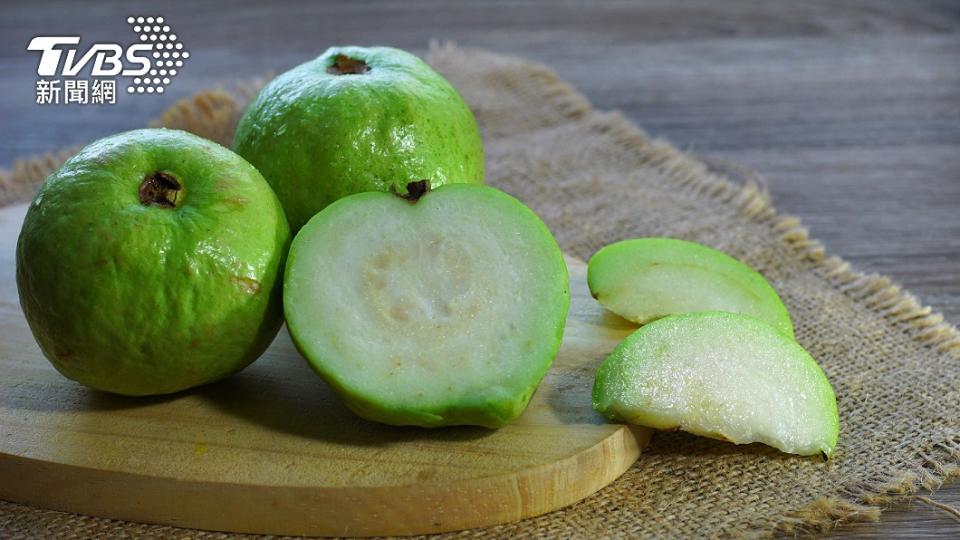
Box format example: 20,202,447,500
283,182,570,428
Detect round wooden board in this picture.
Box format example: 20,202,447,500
0,203,650,537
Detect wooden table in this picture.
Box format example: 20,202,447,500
2,0,958,537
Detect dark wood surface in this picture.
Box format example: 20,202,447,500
2,0,959,537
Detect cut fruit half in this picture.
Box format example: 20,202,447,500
283,183,570,428
587,238,794,338
593,311,838,457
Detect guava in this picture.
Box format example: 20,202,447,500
283,182,569,428
593,312,839,457
16,128,291,396
233,45,484,232
587,238,794,338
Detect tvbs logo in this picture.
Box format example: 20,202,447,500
28,37,152,77
28,16,189,105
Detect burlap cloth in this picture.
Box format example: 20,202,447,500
2,44,959,538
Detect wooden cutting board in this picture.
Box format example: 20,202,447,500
0,203,650,537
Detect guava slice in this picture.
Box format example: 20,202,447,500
283,182,570,428
587,238,794,338
593,312,838,457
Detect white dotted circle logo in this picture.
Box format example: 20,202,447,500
124,16,189,95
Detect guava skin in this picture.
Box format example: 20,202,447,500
16,129,291,396
233,46,485,232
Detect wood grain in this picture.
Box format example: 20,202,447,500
0,202,650,536
1,0,958,536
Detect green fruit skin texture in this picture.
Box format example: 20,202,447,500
284,185,569,428
16,129,291,396
588,237,795,338
233,46,485,232
593,312,839,457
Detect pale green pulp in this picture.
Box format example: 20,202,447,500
283,184,569,428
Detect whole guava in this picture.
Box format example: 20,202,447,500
16,128,291,396
233,45,484,231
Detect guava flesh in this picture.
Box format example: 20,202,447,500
588,238,794,338
283,184,569,428
593,311,838,457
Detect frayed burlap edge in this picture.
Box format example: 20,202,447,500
1,42,958,536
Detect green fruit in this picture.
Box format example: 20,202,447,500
593,312,839,457
233,45,484,232
587,238,794,338
16,129,291,396
283,182,569,428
